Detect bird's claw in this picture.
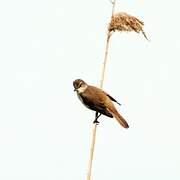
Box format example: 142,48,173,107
93,119,100,124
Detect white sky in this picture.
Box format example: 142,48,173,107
0,0,180,179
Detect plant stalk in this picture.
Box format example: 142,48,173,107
86,1,116,180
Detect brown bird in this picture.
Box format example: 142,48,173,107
73,79,129,128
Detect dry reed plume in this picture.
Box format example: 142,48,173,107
108,12,149,40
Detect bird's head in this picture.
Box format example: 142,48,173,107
73,79,88,93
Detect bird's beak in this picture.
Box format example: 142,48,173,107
74,88,77,92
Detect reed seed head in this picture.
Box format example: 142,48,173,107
108,12,149,40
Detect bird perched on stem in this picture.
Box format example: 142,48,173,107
73,79,129,128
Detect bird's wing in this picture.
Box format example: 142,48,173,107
81,86,113,117
103,91,121,106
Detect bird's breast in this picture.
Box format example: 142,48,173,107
77,93,91,109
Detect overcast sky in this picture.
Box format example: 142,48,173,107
0,0,180,179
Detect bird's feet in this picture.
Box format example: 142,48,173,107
93,119,99,124
93,112,101,125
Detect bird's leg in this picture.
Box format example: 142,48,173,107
93,112,101,124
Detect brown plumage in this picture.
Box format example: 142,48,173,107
73,79,129,128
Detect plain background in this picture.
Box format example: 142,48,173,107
0,0,180,179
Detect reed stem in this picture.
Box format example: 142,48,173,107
86,1,116,180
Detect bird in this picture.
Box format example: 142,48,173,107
73,79,129,128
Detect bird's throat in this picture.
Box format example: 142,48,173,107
76,85,87,94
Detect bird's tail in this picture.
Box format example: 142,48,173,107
107,108,129,128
